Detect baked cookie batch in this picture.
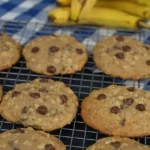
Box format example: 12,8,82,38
0,33,150,149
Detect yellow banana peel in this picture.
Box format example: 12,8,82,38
103,0,150,7
56,0,71,6
130,0,150,6
96,0,150,19
79,0,97,19
48,7,73,25
71,0,97,21
78,7,150,29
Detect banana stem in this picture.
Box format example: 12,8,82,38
139,21,150,29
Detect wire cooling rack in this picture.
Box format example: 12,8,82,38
0,20,150,150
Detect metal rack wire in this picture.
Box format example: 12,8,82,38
0,20,150,150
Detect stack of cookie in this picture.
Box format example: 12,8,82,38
0,32,150,149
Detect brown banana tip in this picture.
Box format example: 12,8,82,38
56,1,62,6
48,15,56,22
136,19,146,28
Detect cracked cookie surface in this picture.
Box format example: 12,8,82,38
0,33,21,71
81,85,150,137
0,78,78,131
87,136,150,150
23,35,88,76
93,36,150,80
0,127,66,150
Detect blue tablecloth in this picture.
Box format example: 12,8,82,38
0,0,56,22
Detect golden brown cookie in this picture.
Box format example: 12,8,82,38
93,35,150,80
0,127,66,150
0,33,21,71
0,78,78,131
87,136,150,150
81,85,150,137
23,35,88,76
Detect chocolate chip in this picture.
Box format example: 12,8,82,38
0,33,3,36
111,141,121,148
115,53,124,59
136,104,146,111
47,66,56,74
40,78,48,83
122,45,131,52
127,87,135,92
146,60,150,65
16,128,24,133
30,93,40,98
113,45,121,49
121,98,134,109
110,106,120,114
116,36,124,42
45,144,55,150
120,118,126,126
22,107,28,113
31,47,39,53
76,48,83,54
49,46,59,54
60,95,68,104
37,106,48,115
39,88,48,93
12,91,21,98
97,94,107,100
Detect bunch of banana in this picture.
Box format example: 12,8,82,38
48,0,150,29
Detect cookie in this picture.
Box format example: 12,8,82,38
0,32,21,71
0,127,66,150
93,35,150,80
81,85,150,137
0,78,78,131
22,35,88,76
0,85,3,102
87,136,150,150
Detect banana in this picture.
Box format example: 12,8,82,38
71,0,97,21
96,0,150,19
56,0,71,6
71,0,82,21
138,0,150,6
78,7,150,29
48,7,74,25
102,0,150,7
79,0,97,18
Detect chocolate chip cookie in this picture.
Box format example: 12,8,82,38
0,127,66,150
0,78,78,131
81,85,150,137
87,136,150,150
23,35,88,76
0,33,21,71
93,35,150,80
